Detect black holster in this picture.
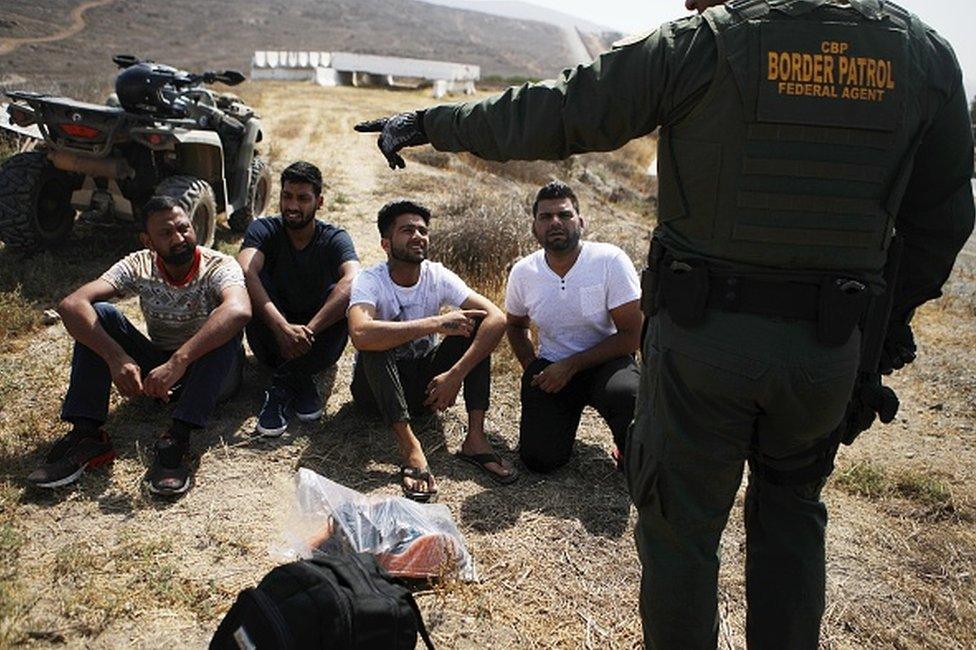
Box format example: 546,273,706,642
817,277,871,346
640,238,666,319
659,259,709,327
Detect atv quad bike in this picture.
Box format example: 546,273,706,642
0,54,272,252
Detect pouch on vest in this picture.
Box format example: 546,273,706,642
817,277,870,345
660,260,709,327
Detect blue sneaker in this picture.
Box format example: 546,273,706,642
256,386,293,437
294,379,323,422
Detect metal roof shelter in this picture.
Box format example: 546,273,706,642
251,51,479,97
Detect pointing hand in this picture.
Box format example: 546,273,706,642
354,111,429,169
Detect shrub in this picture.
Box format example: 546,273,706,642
431,183,536,289
0,286,40,346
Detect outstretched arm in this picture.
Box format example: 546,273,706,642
355,16,717,166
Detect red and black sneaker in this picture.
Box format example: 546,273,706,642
145,437,193,497
27,428,115,488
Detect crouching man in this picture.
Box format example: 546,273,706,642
347,200,516,501
28,195,251,496
507,182,641,472
237,161,360,436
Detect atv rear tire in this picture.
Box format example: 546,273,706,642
154,176,217,247
228,156,272,232
0,151,82,252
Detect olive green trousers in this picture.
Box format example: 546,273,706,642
627,311,860,649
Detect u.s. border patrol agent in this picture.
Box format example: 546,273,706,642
356,0,976,646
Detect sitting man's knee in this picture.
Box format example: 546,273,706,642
357,348,396,371
607,387,637,414
92,301,122,320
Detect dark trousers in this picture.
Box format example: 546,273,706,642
350,335,490,425
60,302,242,429
629,311,860,649
519,355,639,473
245,270,348,391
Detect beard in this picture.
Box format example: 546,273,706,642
282,208,315,230
540,227,581,252
161,243,196,266
390,240,426,264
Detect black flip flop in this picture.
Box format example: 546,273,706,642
456,451,519,485
400,465,438,502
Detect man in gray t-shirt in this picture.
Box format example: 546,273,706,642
347,200,516,501
27,196,251,497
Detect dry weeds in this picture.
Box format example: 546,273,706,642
0,83,973,649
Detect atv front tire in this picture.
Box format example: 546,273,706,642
0,151,82,252
228,156,272,232
155,175,217,247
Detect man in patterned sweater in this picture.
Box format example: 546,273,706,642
28,195,252,496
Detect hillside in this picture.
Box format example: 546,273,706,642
419,0,620,37
0,0,577,100
0,81,973,648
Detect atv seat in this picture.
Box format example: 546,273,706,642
6,91,147,156
7,91,132,118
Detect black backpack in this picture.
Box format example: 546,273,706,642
210,553,434,649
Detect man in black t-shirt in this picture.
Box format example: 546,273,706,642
238,161,360,436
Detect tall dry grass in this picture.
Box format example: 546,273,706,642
428,182,538,377
431,182,536,285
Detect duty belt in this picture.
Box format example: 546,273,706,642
704,274,820,321
641,242,872,345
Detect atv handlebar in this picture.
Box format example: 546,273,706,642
112,54,245,87
199,70,246,86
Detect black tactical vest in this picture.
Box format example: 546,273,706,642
657,0,929,273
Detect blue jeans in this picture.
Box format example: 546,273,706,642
60,302,242,429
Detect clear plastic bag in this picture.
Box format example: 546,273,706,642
280,468,477,582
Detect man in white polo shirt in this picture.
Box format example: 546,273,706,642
506,181,642,472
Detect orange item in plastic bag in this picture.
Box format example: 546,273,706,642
378,533,464,579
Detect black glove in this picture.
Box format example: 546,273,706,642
878,320,916,375
354,110,428,170
840,373,900,445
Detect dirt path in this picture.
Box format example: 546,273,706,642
0,0,117,56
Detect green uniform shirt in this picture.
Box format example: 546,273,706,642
425,16,718,159
423,8,974,318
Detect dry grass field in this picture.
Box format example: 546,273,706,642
0,82,974,648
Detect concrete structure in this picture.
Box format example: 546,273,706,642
251,51,479,98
